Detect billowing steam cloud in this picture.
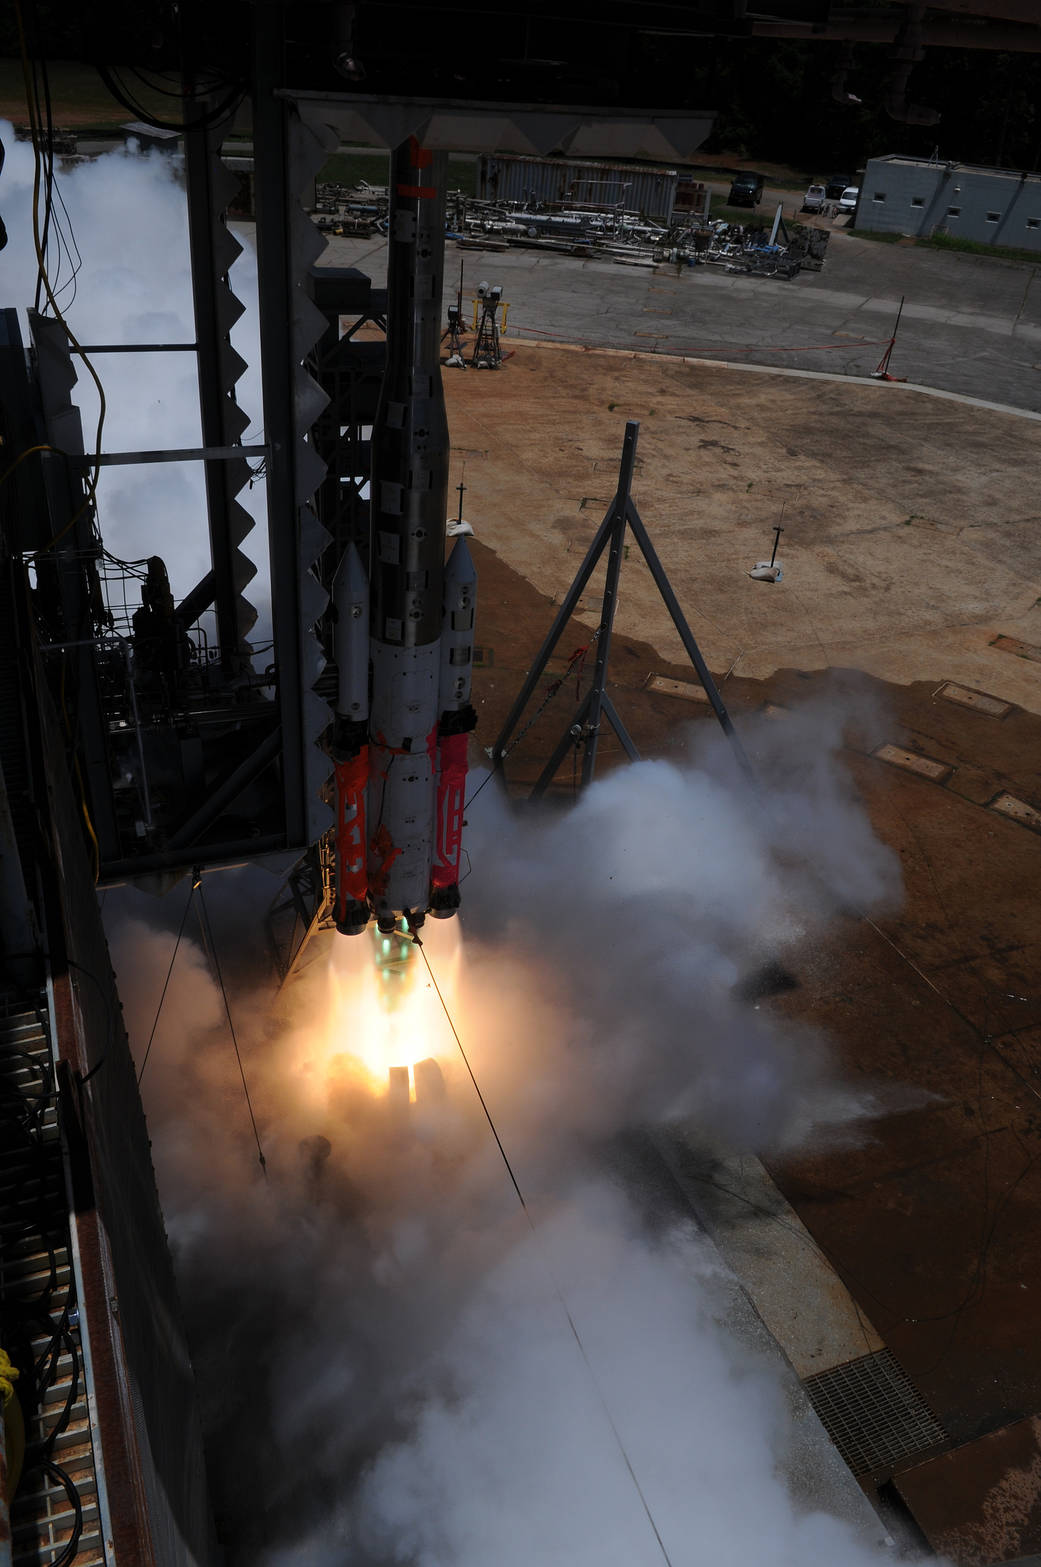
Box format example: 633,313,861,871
1,124,268,633
7,130,923,1565
107,705,911,1566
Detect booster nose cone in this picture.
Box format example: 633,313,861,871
444,533,476,586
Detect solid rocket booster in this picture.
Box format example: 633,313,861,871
332,542,370,936
430,535,477,917
332,136,477,936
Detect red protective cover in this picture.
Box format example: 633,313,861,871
432,732,469,888
334,747,369,920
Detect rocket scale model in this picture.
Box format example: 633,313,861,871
331,137,477,936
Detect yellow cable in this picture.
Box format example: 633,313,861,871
77,771,101,882
1,1347,24,1501
0,441,60,488
0,1347,19,1406
0,444,95,559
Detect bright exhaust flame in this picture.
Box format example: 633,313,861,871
292,921,462,1104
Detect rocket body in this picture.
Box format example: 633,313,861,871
332,138,477,935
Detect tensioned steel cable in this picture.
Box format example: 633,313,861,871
138,874,197,1085
417,939,675,1567
196,885,268,1177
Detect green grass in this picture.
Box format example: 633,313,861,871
709,196,779,224
317,150,478,196
850,225,1041,267
687,160,810,192
0,58,183,130
925,229,1041,266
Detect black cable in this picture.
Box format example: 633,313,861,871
0,1044,51,1126
196,884,268,1176
97,63,246,134
36,1457,83,1567
30,41,53,313
127,65,238,102
137,875,197,1085
48,177,84,313
462,765,498,813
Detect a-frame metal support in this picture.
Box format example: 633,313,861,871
491,419,755,795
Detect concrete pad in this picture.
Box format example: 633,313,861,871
939,683,1012,718
442,344,1041,712
992,633,1041,664
990,792,1041,831
654,1141,885,1380
874,745,953,782
644,674,710,702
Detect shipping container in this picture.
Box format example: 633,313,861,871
477,153,679,221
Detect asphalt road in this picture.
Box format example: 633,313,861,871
323,225,1041,414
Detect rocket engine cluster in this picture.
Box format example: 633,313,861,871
330,138,477,938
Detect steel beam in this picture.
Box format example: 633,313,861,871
183,86,254,677
252,7,307,851
164,726,282,851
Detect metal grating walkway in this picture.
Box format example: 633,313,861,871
803,1348,949,1477
0,995,108,1566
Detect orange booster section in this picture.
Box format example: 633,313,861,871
432,732,469,891
334,748,370,925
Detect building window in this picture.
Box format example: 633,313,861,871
873,192,886,203
986,211,1001,222
911,196,924,207
1027,218,1039,230
947,206,961,216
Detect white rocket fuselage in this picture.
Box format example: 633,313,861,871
332,137,477,935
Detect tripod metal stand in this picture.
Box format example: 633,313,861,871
491,420,754,796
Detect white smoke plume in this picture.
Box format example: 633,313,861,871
1,124,269,636
105,703,917,1566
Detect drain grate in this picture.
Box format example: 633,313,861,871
803,1349,948,1476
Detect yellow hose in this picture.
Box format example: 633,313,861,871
0,1349,24,1499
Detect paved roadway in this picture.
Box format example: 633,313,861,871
323,225,1041,414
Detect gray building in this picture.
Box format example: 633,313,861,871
856,154,1041,251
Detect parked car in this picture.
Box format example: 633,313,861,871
837,185,860,215
825,172,853,201
802,184,827,213
728,172,765,207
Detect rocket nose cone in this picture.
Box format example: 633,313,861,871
333,540,369,597
444,535,476,582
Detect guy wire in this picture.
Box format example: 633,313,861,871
137,874,198,1086
417,940,675,1567
196,885,268,1177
